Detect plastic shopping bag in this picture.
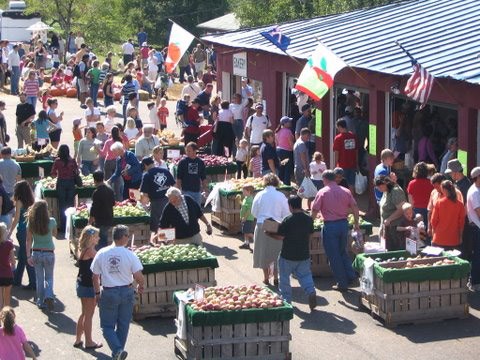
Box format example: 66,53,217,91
355,171,367,195
360,257,375,295
298,177,318,199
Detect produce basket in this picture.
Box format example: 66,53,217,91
209,179,294,234
353,251,471,327
173,286,293,359
311,218,372,277
133,245,219,320
15,155,36,162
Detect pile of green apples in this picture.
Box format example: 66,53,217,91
188,285,284,312
113,205,147,218
133,244,211,264
39,174,95,189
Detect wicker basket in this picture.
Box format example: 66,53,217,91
15,155,36,162
168,139,181,146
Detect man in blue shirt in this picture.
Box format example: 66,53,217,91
176,142,206,205
109,142,142,200
374,149,395,203
140,156,175,234
137,27,147,47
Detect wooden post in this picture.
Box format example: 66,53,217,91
457,106,477,173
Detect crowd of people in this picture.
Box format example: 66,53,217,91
0,28,477,360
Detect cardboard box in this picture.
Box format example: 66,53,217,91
263,218,281,233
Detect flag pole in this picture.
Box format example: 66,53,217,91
315,37,370,86
394,40,416,65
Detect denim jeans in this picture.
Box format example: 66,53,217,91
182,191,202,206
277,149,293,185
90,82,99,107
232,119,244,141
14,228,36,287
96,225,111,250
81,160,97,176
57,179,76,232
32,251,55,305
99,287,135,357
10,66,20,95
322,219,356,288
104,95,113,107
470,225,480,285
278,256,315,303
26,96,37,109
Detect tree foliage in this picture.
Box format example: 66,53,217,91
231,0,396,27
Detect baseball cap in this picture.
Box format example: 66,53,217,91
301,104,311,112
345,106,353,113
445,159,463,174
280,116,292,125
142,42,148,47
255,103,263,109
471,167,480,179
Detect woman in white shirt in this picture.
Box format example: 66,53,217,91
213,100,235,157
251,174,290,286
84,97,101,128
309,151,327,190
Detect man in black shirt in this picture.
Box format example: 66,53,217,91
176,142,206,205
89,170,115,249
15,93,35,148
140,156,175,234
268,196,317,310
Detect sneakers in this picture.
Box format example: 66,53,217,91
331,284,348,292
239,243,250,250
308,293,317,311
45,298,54,311
115,350,128,360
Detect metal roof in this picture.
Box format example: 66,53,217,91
202,0,480,84
197,13,241,32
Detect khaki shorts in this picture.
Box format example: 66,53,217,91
78,78,89,93
194,61,205,73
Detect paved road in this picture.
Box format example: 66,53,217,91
1,94,480,359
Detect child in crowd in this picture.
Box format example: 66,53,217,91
235,138,249,179
64,59,74,84
52,49,60,68
38,67,45,87
309,151,327,209
0,223,15,308
147,102,157,129
249,145,262,178
31,110,54,151
41,88,51,110
0,307,37,360
72,119,83,159
267,196,317,310
175,94,190,125
239,185,255,250
157,98,169,131
396,203,426,246
125,117,139,140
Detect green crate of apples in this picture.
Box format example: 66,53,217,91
132,244,219,274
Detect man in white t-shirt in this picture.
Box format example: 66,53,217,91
74,32,85,50
122,39,135,66
466,167,480,292
135,125,160,160
181,75,201,99
245,103,271,146
92,225,145,360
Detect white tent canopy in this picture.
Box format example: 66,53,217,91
26,21,52,31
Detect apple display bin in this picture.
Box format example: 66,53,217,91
353,251,471,327
134,256,219,320
19,159,54,185
40,186,96,221
173,291,293,360
69,215,150,257
310,221,373,277
209,185,294,234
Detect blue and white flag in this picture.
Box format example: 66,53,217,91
261,26,291,52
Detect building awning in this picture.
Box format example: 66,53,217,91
202,0,480,84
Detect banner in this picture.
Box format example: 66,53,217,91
165,22,195,73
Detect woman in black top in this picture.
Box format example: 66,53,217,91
74,226,102,350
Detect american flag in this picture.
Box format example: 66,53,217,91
404,63,434,108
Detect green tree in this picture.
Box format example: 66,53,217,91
232,0,396,27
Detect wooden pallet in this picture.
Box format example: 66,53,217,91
134,267,216,320
360,275,469,327
211,212,241,234
69,222,151,258
174,320,291,359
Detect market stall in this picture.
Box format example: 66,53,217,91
133,244,218,320
174,285,293,359
36,175,96,220
208,178,294,234
18,159,54,181
310,216,373,277
69,200,150,256
353,250,470,327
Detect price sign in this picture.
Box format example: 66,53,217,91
157,228,175,242
406,238,417,256
167,149,181,159
38,166,45,179
194,284,205,302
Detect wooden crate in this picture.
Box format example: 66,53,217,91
134,267,216,320
310,231,356,277
69,222,151,258
360,275,469,327
174,320,291,360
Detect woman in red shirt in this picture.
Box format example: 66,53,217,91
407,162,433,230
51,145,79,233
431,180,465,249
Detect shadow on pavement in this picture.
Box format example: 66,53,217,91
290,286,329,307
134,317,176,337
203,242,238,260
294,307,357,334
44,302,77,335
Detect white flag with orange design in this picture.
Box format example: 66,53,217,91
165,22,195,74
